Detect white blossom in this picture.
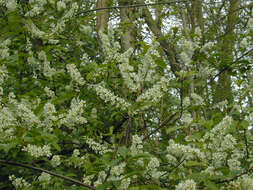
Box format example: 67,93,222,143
72,149,80,157
66,64,85,85
136,77,168,103
22,144,52,158
6,0,17,11
111,162,126,177
92,84,131,110
191,93,204,106
38,172,51,188
51,155,61,167
0,65,8,83
44,87,55,98
9,175,31,189
240,38,248,49
175,179,196,190
167,140,204,160
228,158,241,171
60,97,87,128
80,25,92,34
200,42,214,53
83,137,112,155
57,1,66,11
83,175,94,186
119,178,131,190
247,18,253,30
130,135,143,156
182,113,193,124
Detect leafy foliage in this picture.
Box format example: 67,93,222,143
0,0,253,190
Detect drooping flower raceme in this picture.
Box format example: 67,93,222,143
66,64,85,85
175,179,197,190
59,97,87,128
51,155,61,167
83,137,112,155
167,139,204,160
92,83,131,111
9,175,31,189
22,144,52,158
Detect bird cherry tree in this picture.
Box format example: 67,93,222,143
0,0,253,189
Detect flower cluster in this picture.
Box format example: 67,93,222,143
179,39,198,66
94,171,106,186
37,51,56,78
43,102,57,131
9,175,31,189
202,116,233,142
51,155,61,167
51,2,78,34
57,1,66,12
190,93,204,106
99,28,121,62
38,172,51,188
44,87,55,98
17,102,41,128
167,139,204,160
26,22,47,39
119,177,131,190
66,64,85,85
201,116,242,168
22,144,52,158
136,77,168,103
130,135,143,156
247,18,253,30
225,175,253,190
92,84,131,110
0,39,11,59
111,162,126,177
6,0,17,11
146,157,164,179
118,48,140,92
25,0,47,17
83,137,112,155
60,97,87,128
181,113,193,124
200,41,214,53
0,107,17,134
175,179,196,190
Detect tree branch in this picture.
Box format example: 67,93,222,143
143,111,180,140
0,159,95,190
79,0,188,15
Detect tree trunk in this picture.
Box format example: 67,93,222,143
96,0,113,49
118,0,137,51
214,0,240,104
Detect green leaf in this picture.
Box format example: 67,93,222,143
118,146,129,158
204,180,220,190
185,160,205,167
0,142,18,153
240,120,249,129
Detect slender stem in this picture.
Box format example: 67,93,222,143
216,166,253,184
244,129,249,159
143,111,180,140
78,0,188,15
0,159,95,190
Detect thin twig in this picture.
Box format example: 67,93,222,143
216,166,253,184
143,111,180,140
0,159,95,190
203,47,253,90
244,129,249,159
160,156,186,178
78,0,189,15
